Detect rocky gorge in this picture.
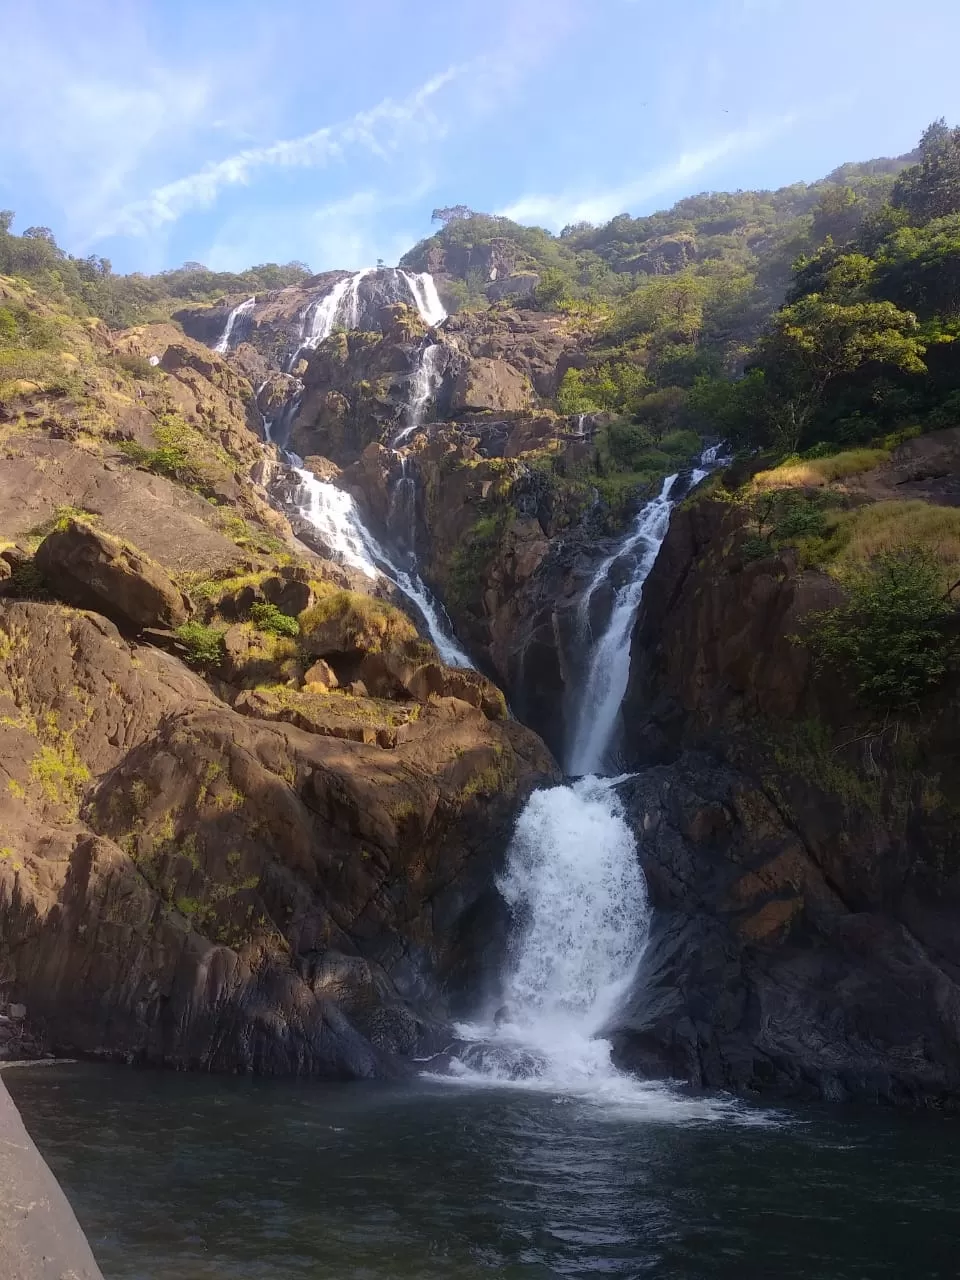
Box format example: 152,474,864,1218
2,168,960,1122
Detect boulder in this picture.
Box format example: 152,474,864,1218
304,658,338,689
451,357,533,414
34,519,189,631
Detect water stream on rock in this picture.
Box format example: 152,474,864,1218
438,446,726,1111
213,295,255,354
568,443,721,776
255,271,472,667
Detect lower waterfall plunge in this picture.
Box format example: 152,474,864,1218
437,446,747,1118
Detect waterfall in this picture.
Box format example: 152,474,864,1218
566,445,722,775
260,269,471,665
393,343,443,447
566,474,679,775
213,296,255,354
430,445,747,1116
289,270,372,370
399,271,447,327
291,463,379,581
386,456,417,569
435,775,757,1119
292,459,471,667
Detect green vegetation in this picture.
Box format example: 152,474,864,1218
809,548,959,708
446,514,508,617
249,601,299,638
0,213,310,329
174,621,226,669
298,591,419,654
119,412,230,495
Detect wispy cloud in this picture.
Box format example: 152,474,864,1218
498,115,800,228
101,66,464,239
205,177,436,274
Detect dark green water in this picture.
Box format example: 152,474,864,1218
6,1063,959,1279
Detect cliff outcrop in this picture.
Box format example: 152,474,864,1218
610,444,960,1104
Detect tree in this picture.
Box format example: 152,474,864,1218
874,215,960,320
431,205,478,225
23,226,57,243
533,267,571,310
756,295,927,450
0,211,13,234
810,548,958,708
891,124,960,225
812,186,865,245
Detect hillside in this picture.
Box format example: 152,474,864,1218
1,121,960,1105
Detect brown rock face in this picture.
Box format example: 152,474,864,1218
35,520,190,631
450,357,533,414
608,490,960,1105
0,600,557,1078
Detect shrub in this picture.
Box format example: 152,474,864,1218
174,621,226,669
249,601,299,638
298,591,419,654
809,547,958,708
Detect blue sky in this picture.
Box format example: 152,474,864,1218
3,0,960,275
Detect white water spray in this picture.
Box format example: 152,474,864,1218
214,296,255,354
566,446,722,775
393,344,443,447
399,270,448,327
437,775,763,1121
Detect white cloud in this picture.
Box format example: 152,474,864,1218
498,114,800,228
205,177,436,274
101,66,464,239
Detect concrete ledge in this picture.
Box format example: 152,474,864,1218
0,1072,104,1280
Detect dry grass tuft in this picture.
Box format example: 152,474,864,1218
831,500,960,590
753,448,890,491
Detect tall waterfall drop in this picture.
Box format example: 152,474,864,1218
214,296,255,354
393,344,443,447
566,445,722,774
439,446,741,1117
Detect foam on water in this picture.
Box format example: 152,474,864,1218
432,775,768,1124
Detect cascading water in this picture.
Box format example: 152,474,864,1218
214,296,255,354
567,444,722,776
254,269,470,665
399,270,448,328
434,444,750,1119
393,343,443,447
291,457,471,666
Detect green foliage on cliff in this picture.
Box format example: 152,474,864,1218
446,514,508,618
809,549,958,708
174,622,227,670
249,602,299,638
0,214,310,329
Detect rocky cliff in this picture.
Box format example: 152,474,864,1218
606,441,960,1104
0,278,557,1077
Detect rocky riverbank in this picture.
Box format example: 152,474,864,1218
0,1072,103,1280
